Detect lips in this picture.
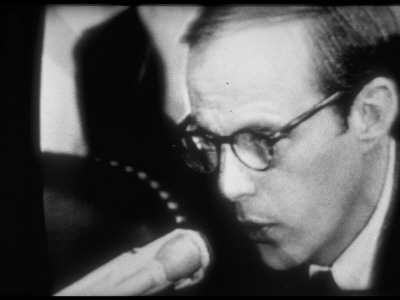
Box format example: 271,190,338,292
240,220,276,243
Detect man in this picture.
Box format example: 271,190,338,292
177,6,400,295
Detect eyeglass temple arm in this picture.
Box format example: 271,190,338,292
178,91,344,141
274,91,345,138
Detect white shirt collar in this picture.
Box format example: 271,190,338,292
309,139,396,290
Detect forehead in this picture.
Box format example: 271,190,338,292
187,20,321,133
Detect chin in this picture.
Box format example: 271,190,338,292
256,243,302,271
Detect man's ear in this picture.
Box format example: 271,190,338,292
348,77,398,149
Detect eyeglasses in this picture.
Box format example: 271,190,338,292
180,91,345,173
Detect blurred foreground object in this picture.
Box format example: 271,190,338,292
54,229,212,296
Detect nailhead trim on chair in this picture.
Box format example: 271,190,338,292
93,157,187,225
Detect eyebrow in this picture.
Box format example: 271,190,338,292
185,117,283,136
185,123,215,135
239,121,284,132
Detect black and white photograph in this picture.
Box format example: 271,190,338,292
2,5,400,296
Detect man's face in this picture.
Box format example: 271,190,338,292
187,21,367,270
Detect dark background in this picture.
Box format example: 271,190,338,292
0,5,50,295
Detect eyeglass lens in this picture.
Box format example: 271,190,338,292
181,135,218,173
233,132,274,170
181,132,275,173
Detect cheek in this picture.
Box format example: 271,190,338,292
253,133,363,261
279,117,363,205
258,133,361,216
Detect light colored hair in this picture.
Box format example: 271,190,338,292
184,6,400,126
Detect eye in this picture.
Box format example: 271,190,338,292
249,131,276,145
232,132,274,170
191,135,215,151
191,135,203,149
235,132,272,155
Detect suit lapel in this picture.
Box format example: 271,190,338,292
372,144,400,294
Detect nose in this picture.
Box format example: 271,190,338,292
218,144,256,202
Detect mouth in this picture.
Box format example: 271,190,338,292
240,221,276,243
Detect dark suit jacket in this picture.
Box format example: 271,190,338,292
370,153,400,295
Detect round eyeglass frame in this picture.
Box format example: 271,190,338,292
179,91,346,173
